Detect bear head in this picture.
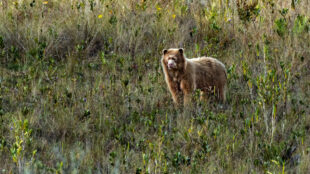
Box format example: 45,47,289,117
162,48,185,71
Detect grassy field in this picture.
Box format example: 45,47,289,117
0,0,309,173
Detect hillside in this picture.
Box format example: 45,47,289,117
0,0,309,173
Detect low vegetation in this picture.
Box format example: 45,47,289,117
0,0,309,173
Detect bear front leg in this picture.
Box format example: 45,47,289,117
180,80,193,106
167,81,183,106
171,90,183,105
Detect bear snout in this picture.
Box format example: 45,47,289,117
168,60,176,69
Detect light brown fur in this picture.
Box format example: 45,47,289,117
161,48,227,106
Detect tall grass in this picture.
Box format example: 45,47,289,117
0,0,309,173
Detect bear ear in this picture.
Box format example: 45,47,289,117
179,48,184,54
162,49,168,55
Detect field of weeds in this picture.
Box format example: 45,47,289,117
0,0,309,173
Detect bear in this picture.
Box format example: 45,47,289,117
161,48,227,106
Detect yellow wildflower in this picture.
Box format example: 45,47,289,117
43,1,48,4
188,127,192,134
98,14,103,19
172,14,176,19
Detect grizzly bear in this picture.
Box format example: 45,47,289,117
161,48,227,106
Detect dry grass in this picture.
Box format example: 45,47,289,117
0,0,309,173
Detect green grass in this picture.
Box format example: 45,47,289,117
0,0,309,173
